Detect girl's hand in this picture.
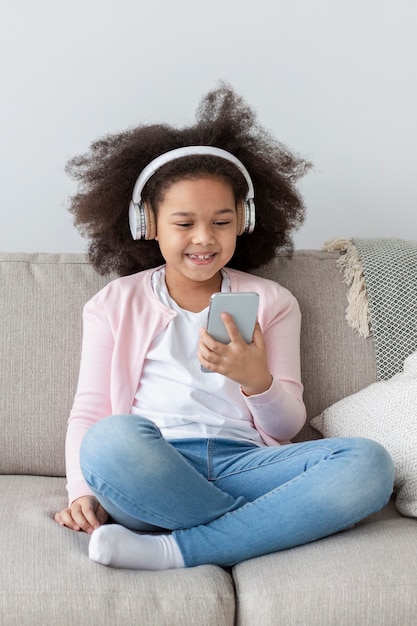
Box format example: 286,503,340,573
54,496,109,534
198,313,273,396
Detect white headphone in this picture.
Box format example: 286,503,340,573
128,146,256,240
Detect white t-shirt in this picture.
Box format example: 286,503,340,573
131,267,264,444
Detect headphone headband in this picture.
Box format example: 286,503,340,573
132,146,254,203
129,146,255,239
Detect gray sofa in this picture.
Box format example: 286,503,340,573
1,250,416,625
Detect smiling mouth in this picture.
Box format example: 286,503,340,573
187,252,216,261
187,253,217,262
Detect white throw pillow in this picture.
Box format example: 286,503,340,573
311,351,417,518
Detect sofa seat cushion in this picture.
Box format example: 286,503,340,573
0,476,235,626
232,509,417,625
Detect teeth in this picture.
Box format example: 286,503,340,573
189,254,214,260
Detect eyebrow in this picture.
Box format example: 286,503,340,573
170,208,235,217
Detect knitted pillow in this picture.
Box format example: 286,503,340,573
311,351,417,518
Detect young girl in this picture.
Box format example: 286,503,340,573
55,85,394,570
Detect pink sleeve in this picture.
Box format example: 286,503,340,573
244,286,306,443
65,295,114,505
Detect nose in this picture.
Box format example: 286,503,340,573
191,224,215,246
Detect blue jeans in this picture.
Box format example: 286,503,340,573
80,415,394,568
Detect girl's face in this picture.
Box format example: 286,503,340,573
155,176,238,291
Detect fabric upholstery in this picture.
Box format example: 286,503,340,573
233,511,417,625
0,475,235,625
0,254,109,475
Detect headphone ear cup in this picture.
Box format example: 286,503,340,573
129,201,157,240
236,200,256,236
244,198,256,234
236,202,245,236
142,202,157,240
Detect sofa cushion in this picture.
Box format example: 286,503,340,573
0,475,235,625
0,253,109,476
311,351,417,517
233,510,417,625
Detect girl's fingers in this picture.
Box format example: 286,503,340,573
54,497,108,534
219,313,243,342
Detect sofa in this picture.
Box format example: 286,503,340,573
1,249,416,625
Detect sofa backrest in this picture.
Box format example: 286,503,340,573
0,251,376,477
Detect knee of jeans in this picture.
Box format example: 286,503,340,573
350,437,395,503
80,414,161,468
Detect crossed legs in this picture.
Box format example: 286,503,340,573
80,415,394,569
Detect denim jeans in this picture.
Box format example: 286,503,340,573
80,415,394,568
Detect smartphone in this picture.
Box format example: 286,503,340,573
202,292,259,372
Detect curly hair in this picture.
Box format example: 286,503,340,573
66,83,311,276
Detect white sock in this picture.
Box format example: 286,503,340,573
88,524,185,570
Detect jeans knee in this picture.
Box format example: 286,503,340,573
80,414,161,469
350,437,395,504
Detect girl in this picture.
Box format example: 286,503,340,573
55,85,394,570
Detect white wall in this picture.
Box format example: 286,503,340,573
1,0,416,253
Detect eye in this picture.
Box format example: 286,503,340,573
214,220,232,227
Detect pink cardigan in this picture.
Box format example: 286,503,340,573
66,266,306,504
